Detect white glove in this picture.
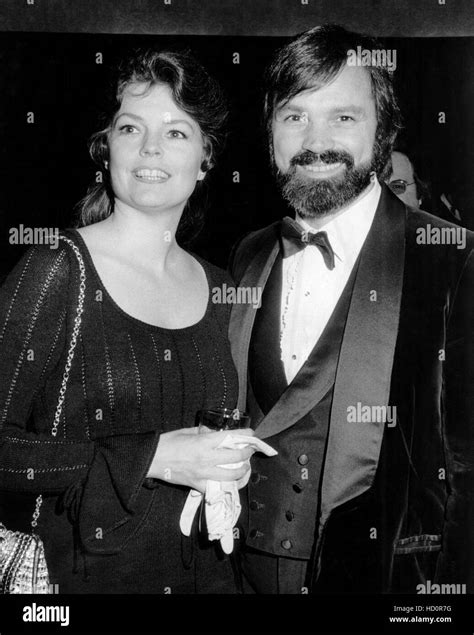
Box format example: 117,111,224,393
179,434,277,554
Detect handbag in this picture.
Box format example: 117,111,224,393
0,235,86,594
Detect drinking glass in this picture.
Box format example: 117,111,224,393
195,408,250,433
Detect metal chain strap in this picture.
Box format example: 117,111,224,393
32,234,86,529
51,236,86,437
31,494,43,529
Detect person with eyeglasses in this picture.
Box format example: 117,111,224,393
386,150,421,208
387,151,467,227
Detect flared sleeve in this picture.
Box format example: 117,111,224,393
0,242,94,491
0,239,162,554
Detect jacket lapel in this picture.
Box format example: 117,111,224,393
254,260,358,438
248,252,289,415
319,186,406,523
229,228,280,411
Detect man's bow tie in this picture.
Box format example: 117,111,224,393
280,216,336,270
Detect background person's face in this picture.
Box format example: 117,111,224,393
272,64,378,217
109,82,205,216
388,151,420,208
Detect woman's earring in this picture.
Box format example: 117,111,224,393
197,157,210,181
104,160,109,170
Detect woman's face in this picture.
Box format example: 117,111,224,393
108,82,206,216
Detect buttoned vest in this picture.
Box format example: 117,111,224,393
244,252,357,558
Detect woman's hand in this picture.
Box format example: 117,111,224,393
147,427,255,493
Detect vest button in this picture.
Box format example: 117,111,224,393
293,483,303,493
249,528,264,539
250,500,264,511
298,454,309,466
285,510,295,522
281,539,292,550
250,472,261,484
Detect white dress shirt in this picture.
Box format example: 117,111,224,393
280,178,382,384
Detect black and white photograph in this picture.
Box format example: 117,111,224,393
0,0,473,632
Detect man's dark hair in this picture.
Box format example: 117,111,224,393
76,49,228,244
263,24,403,179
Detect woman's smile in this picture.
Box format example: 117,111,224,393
109,82,205,214
133,167,171,182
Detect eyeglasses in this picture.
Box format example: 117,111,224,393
388,179,415,195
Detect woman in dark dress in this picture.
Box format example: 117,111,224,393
0,49,252,593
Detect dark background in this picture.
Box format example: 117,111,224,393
0,0,473,274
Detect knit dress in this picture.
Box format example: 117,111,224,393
0,229,239,593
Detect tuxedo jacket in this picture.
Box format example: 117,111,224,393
228,185,474,593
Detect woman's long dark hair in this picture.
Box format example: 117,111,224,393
75,49,228,244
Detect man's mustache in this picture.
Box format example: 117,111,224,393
290,149,355,169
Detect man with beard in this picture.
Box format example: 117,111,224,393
229,24,474,594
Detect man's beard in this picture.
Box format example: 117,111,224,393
274,149,376,218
